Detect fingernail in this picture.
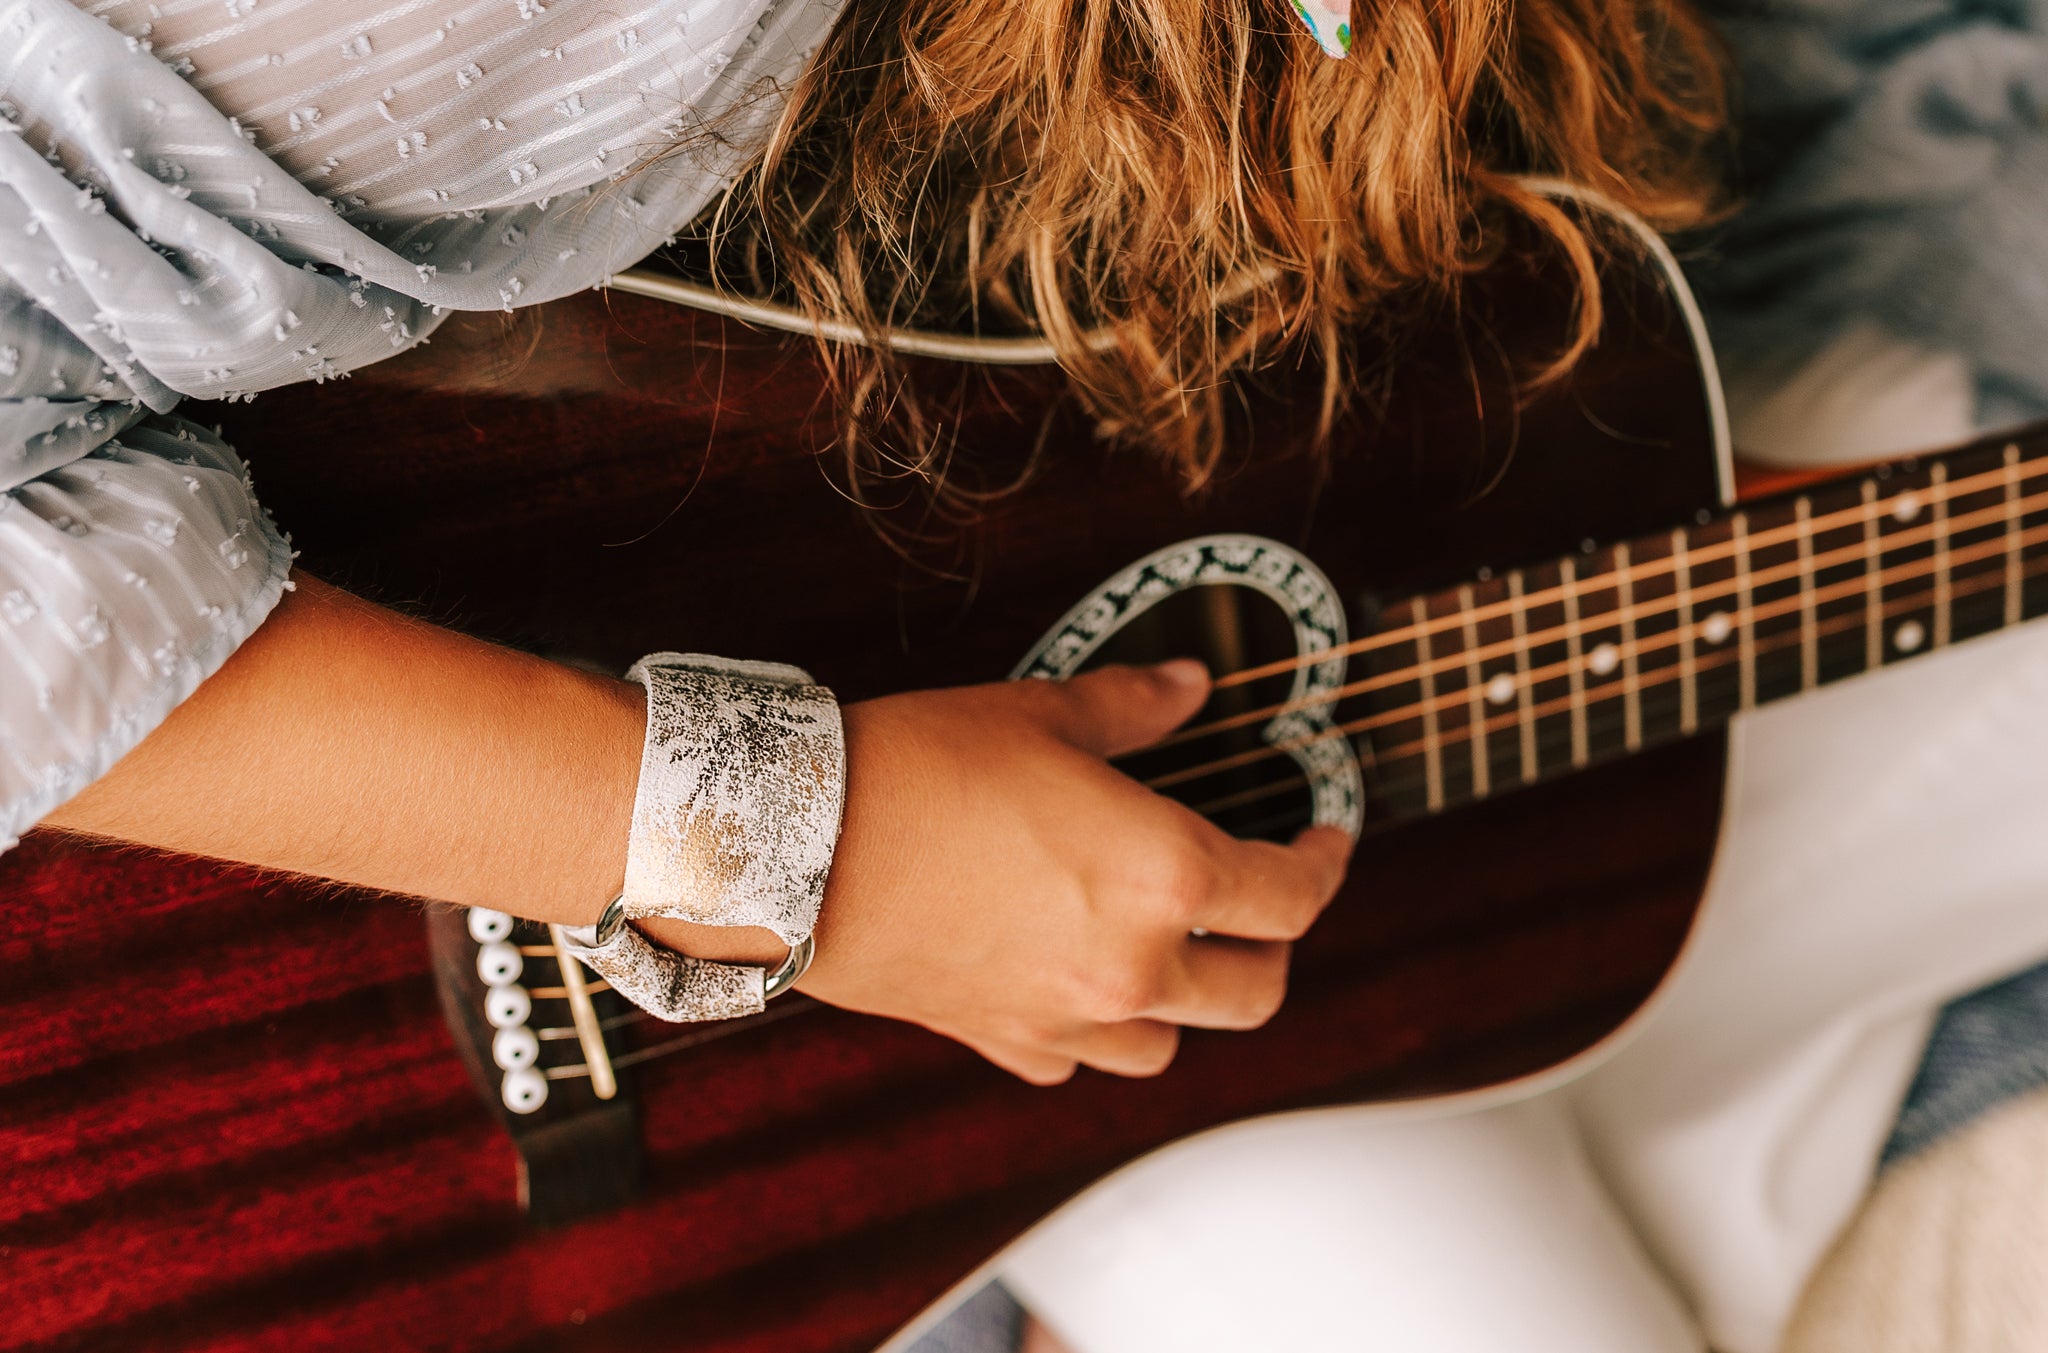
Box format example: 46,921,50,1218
1155,658,1209,689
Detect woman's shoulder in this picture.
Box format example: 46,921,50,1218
67,0,840,227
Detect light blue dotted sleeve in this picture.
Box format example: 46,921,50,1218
0,415,291,848
0,0,840,847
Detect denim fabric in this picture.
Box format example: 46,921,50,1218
1694,0,2048,431
1882,956,2048,1166
903,1282,1027,1353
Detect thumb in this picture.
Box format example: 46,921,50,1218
1050,660,1212,758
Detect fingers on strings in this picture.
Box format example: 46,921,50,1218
1192,825,1353,942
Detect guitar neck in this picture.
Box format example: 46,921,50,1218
1361,423,2048,822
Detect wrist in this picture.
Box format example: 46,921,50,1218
555,652,845,1021
544,664,646,923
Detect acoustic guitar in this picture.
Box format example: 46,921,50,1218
7,189,2042,1353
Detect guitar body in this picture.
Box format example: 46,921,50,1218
0,211,1733,1352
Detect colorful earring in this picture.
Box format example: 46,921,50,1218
1286,0,1351,58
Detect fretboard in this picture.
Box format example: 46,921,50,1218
1359,425,2048,823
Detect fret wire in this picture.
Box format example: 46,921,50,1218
1932,462,1953,648
1155,518,2045,796
1497,560,2026,749
1508,570,1538,783
1560,556,1590,767
1354,553,2048,804
1615,542,1643,751
1458,584,1489,800
1147,476,2048,805
1155,517,2031,790
1485,529,2043,740
1861,481,1883,671
1414,600,1444,812
1671,529,1698,733
1212,449,2048,694
1166,482,2048,759
2006,444,2024,627
1733,513,1756,709
1209,536,2048,822
1795,497,1818,690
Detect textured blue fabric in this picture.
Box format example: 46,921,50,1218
1883,957,2048,1165
903,1282,1027,1353
1696,0,2048,430
0,0,842,847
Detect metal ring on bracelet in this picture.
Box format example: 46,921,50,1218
593,896,814,999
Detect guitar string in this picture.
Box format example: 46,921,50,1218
536,999,818,1078
520,552,2039,1080
1376,563,2029,780
1199,559,2039,828
1184,546,2048,822
1164,478,2048,752
1156,535,2000,792
1205,451,2036,694
535,1010,642,1041
1159,523,2048,797
522,461,2045,1081
1212,453,2035,688
532,548,2048,1084
536,544,2007,1072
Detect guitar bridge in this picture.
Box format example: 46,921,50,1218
428,905,646,1226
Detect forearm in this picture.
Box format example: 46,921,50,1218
37,574,1354,1083
43,575,644,923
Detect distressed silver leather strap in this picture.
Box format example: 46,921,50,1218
556,909,769,1020
559,652,844,1023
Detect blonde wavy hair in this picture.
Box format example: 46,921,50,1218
695,0,1726,491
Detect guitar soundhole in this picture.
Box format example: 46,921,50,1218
1088,584,1321,841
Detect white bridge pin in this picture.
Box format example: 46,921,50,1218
501,1066,548,1114
476,940,523,986
485,984,531,1030
492,1025,540,1071
466,907,513,943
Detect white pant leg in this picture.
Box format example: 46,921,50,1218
987,336,2048,1353
1002,1097,1704,1353
999,622,2048,1353
1569,620,2048,1353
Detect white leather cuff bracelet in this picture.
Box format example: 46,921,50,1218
557,652,845,1023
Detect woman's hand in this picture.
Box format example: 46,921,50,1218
804,661,1353,1083
45,574,1345,1084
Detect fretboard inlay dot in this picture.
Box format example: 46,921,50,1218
1348,430,2046,829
